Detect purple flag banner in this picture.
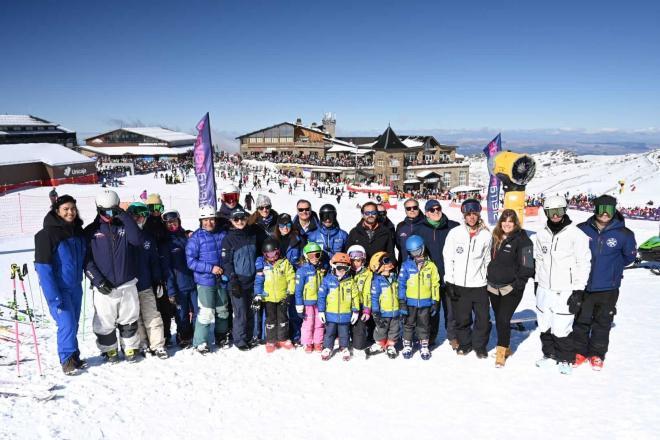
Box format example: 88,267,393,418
194,112,217,210
483,133,502,225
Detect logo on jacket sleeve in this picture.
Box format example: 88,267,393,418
456,246,464,254
144,240,151,250
606,238,618,248
542,246,548,254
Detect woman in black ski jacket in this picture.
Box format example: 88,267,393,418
486,209,535,368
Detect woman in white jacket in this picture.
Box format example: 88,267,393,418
443,199,492,358
533,195,591,375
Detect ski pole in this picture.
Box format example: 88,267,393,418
11,265,21,377
16,266,43,376
22,264,38,319
34,263,47,325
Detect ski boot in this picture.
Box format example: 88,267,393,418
265,343,277,353
449,338,460,351
103,349,120,364
420,340,431,360
365,343,385,359
402,340,413,359
558,361,572,375
475,349,488,359
340,347,351,361
590,356,604,371
278,340,294,350
154,348,169,359
321,347,332,361
73,352,87,370
304,344,314,353
62,356,79,376
386,346,398,359
215,333,231,350
314,343,323,352
195,343,210,355
125,348,139,363
535,356,557,369
574,353,589,367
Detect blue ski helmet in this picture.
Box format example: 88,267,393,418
405,235,425,257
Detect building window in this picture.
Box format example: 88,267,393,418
391,167,398,174
459,170,468,186
389,159,399,167
256,137,263,143
390,174,400,181
443,172,452,187
406,171,417,179
377,174,383,180
424,153,435,162
377,159,384,167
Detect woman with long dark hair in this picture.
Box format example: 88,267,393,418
486,209,535,367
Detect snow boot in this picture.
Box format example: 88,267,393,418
265,343,277,353
314,343,323,352
574,353,589,367
449,338,460,351
73,352,87,370
125,348,139,363
420,340,431,360
535,356,557,369
195,343,210,355
340,347,351,361
215,333,231,350
304,344,314,353
61,356,79,376
103,349,120,364
365,343,385,359
321,347,332,361
475,349,488,359
402,340,413,359
590,356,604,371
457,346,472,356
278,340,294,350
558,361,573,375
154,348,169,359
386,346,398,359
495,346,508,368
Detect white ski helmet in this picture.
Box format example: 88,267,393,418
199,205,216,219
347,244,366,260
543,195,567,210
222,184,239,194
95,190,120,209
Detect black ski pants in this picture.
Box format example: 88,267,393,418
540,330,574,363
156,294,176,341
403,306,431,342
350,310,374,350
573,289,619,359
453,286,491,352
431,290,456,344
489,289,523,347
264,301,289,343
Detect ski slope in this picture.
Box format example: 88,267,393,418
1,156,659,440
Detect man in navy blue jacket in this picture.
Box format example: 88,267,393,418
85,190,144,363
575,195,637,370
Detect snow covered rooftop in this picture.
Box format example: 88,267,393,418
401,138,424,148
0,143,95,166
0,114,54,126
121,127,196,143
80,144,193,156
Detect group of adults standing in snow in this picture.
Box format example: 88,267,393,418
34,180,636,375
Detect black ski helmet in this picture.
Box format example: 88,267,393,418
262,237,279,254
319,204,337,222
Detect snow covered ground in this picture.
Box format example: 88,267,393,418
1,156,659,440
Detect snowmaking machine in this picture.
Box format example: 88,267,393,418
489,151,537,226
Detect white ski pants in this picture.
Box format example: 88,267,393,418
536,286,575,338
137,288,165,350
92,279,140,352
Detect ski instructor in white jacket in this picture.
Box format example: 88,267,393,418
533,195,591,375
443,199,492,358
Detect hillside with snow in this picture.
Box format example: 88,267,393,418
0,157,659,440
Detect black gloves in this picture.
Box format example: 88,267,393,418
228,282,242,298
97,279,114,295
398,299,408,316
430,301,440,317
567,290,585,314
373,311,386,328
445,283,458,301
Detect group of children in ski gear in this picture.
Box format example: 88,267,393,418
33,184,637,375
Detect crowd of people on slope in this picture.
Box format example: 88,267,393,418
522,192,659,220
242,153,373,168
34,180,637,376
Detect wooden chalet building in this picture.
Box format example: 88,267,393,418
80,127,196,159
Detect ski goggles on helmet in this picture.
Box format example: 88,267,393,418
596,204,615,216
461,201,481,214
98,207,120,218
162,211,180,222
223,193,239,204
333,264,350,272
148,203,164,213
409,247,424,258
380,256,393,266
320,212,336,222
264,249,280,260
545,207,566,218
348,251,366,260
306,251,321,260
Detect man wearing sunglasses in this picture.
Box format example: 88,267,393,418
414,199,459,349
84,190,144,363
533,195,592,374
292,199,319,241
248,194,279,252
377,203,396,238
347,201,396,264
574,195,636,371
221,207,258,351
395,198,425,265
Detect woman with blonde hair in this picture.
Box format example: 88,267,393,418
486,209,535,367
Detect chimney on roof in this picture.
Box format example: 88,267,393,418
322,112,336,138
311,122,317,129
296,117,302,125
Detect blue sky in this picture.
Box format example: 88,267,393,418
2,0,659,141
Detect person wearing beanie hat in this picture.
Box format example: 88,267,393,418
35,193,86,374
574,194,637,370
248,195,279,252
424,199,441,212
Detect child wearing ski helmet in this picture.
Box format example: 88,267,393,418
366,252,400,359
534,195,591,375
317,252,360,361
254,237,296,353
307,204,348,262
347,244,374,353
294,242,328,353
398,235,440,360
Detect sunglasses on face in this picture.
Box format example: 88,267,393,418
297,207,311,213
545,207,566,218
279,223,292,228
363,210,378,216
409,247,424,257
148,204,164,213
427,206,442,213
231,216,247,222
378,211,387,217
405,205,420,211
258,205,271,211
596,205,615,216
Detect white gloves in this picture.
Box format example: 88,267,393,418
350,312,359,325
155,284,164,298
296,305,304,314
318,312,326,324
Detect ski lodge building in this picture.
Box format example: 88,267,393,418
237,114,469,192
80,127,196,159
0,114,77,147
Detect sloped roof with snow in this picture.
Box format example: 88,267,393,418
0,115,54,126
0,143,95,166
120,127,196,143
79,144,193,157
